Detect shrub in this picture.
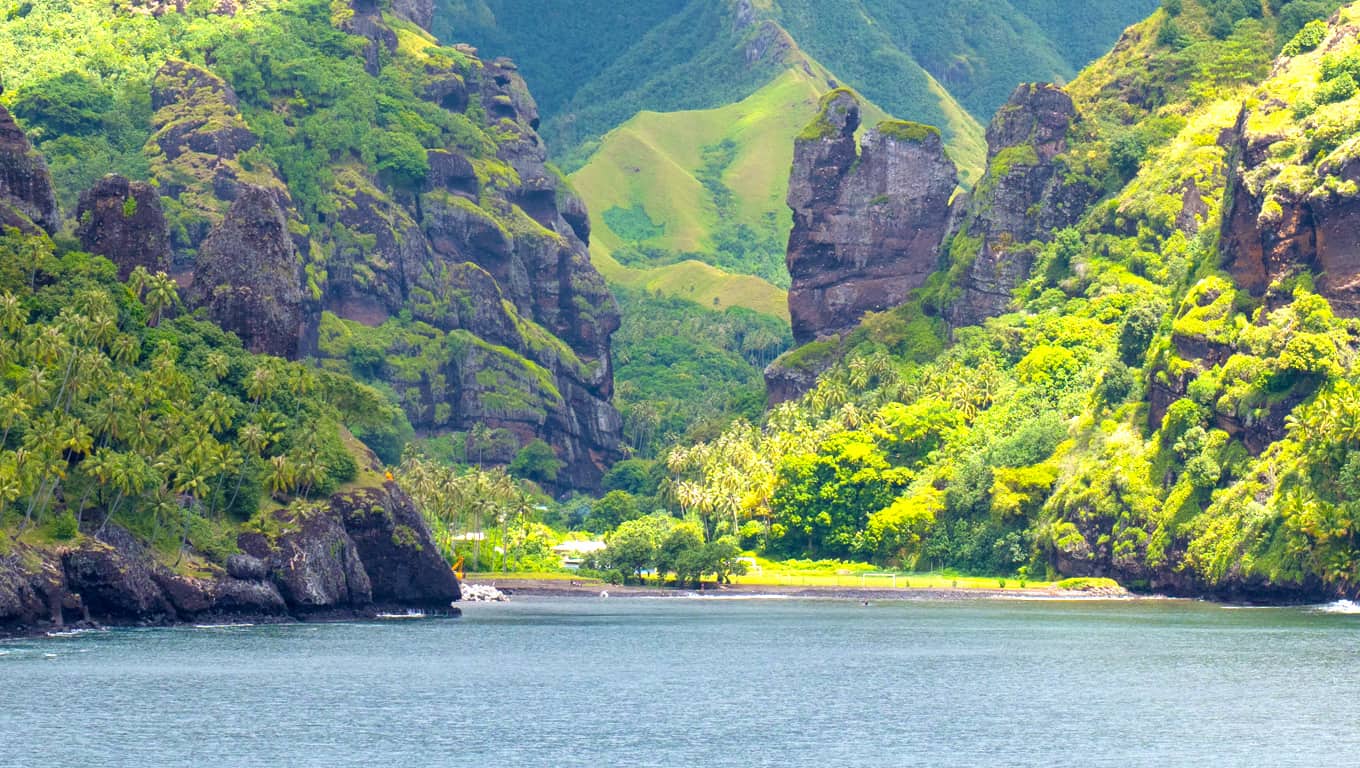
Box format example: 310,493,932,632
1282,19,1328,56
52,510,79,540
1096,362,1136,406
509,439,564,484
1316,73,1358,105
1056,577,1122,592
1118,302,1164,366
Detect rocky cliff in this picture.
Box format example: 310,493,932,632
0,103,58,235
65,6,623,492
1220,13,1360,317
768,83,1089,403
945,83,1096,327
1,481,459,635
74,174,173,279
313,39,622,493
784,90,958,345
187,185,309,358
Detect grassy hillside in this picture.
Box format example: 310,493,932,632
438,0,1155,165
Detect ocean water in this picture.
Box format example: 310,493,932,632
3,596,1360,767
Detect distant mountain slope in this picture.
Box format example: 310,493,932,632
435,0,1154,316
435,0,1156,168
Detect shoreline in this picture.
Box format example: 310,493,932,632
0,603,463,642
482,578,1134,602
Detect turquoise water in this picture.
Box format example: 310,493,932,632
3,596,1360,767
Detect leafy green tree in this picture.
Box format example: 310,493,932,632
604,513,675,583
508,439,563,485
655,521,704,586
584,490,641,534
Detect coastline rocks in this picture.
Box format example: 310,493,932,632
459,583,508,602
0,103,59,235
0,484,460,634
61,527,175,620
75,174,173,279
238,506,373,610
336,484,461,605
785,89,958,345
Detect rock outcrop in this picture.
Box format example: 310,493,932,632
335,485,460,604
784,90,958,345
1221,117,1360,317
0,482,459,635
187,185,308,358
946,83,1096,328
75,174,173,279
138,24,623,492
317,46,623,493
146,59,294,266
0,104,59,235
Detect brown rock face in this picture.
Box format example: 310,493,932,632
947,84,1096,328
335,484,461,605
1221,108,1360,316
136,24,621,492
2,483,458,633
785,91,959,345
0,104,59,234
188,185,307,358
390,0,433,29
75,174,173,279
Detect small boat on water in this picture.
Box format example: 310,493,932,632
375,609,427,620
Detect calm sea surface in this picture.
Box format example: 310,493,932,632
3,596,1360,767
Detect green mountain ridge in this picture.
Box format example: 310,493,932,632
438,0,1156,318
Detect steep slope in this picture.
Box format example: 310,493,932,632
438,0,1154,170
670,0,1360,601
784,91,958,344
0,110,458,633
0,0,623,491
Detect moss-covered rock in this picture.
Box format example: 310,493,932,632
0,103,58,235
783,90,958,345
946,83,1098,327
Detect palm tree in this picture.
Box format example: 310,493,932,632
204,352,231,382
110,334,139,366
468,423,492,468
197,391,236,434
0,391,29,448
0,459,21,536
0,292,25,337
264,455,297,500
97,451,151,535
247,365,279,404
143,272,179,327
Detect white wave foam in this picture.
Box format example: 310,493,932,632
1314,600,1360,614
46,628,99,638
